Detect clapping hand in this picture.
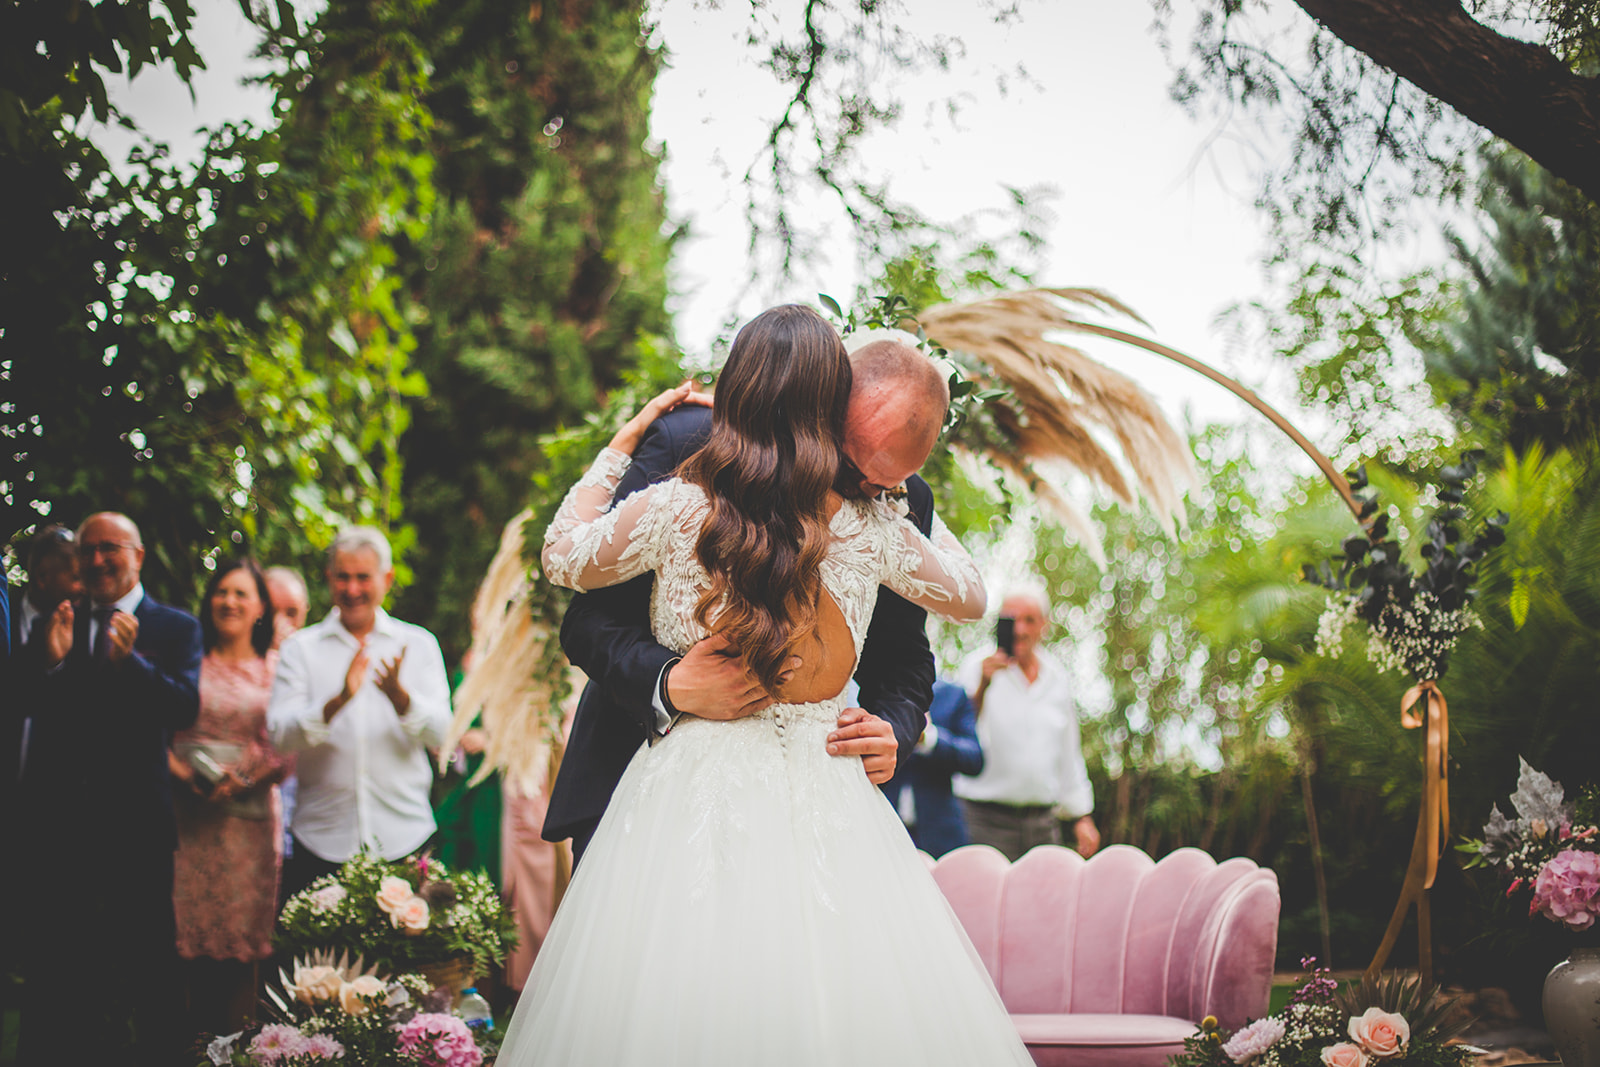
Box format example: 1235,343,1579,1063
607,382,712,455
374,647,410,716
324,641,370,723
344,641,370,700
105,611,139,664
44,600,75,667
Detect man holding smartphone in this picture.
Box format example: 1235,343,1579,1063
955,585,1100,862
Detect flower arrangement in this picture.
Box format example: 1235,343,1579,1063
1169,962,1472,1067
277,851,518,982
1462,758,1600,931
197,951,495,1067
1306,452,1506,682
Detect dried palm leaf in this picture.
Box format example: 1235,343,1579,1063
918,288,1198,551
443,509,582,799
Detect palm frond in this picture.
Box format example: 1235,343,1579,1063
918,288,1197,550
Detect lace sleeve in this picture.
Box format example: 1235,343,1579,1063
541,448,677,591
878,507,988,622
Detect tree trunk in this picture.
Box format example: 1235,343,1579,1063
1293,0,1600,204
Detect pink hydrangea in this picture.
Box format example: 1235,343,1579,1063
396,1013,483,1067
1222,1017,1286,1064
1532,850,1600,930
249,1024,310,1063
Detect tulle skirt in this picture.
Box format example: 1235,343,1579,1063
496,696,1034,1066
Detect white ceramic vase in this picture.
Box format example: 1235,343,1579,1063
1545,946,1600,1067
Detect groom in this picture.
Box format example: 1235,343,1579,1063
546,333,952,862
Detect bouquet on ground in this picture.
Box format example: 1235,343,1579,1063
1169,961,1472,1067
1462,757,1600,931
277,850,518,982
199,951,495,1067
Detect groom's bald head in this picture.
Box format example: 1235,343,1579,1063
838,339,949,497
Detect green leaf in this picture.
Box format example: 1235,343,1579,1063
818,292,844,319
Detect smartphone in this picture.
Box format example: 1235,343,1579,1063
996,615,1016,657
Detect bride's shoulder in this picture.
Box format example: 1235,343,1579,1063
653,476,709,516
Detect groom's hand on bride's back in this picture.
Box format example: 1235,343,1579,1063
665,633,793,720
828,709,897,784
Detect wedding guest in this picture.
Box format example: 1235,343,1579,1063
268,527,452,899
880,678,984,858
12,511,201,1066
5,526,82,792
955,585,1099,862
0,526,82,1046
264,565,310,866
265,565,310,650
170,559,290,1035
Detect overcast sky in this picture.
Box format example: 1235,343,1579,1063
100,0,1333,439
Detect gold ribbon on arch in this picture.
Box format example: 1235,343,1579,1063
1400,680,1449,889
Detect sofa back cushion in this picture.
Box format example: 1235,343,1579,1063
930,843,1277,1026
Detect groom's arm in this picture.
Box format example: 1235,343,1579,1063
852,475,939,756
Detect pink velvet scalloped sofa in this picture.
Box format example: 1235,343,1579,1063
927,843,1280,1067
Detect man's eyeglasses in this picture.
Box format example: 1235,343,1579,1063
78,541,138,558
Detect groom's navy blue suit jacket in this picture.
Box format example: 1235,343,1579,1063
545,404,938,849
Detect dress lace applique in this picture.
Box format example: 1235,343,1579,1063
543,452,987,661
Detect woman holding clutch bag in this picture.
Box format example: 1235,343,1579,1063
169,558,291,1034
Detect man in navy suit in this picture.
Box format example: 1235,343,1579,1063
546,335,952,863
12,511,201,1066
880,679,984,858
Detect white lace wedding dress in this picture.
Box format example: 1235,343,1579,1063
496,448,1034,1066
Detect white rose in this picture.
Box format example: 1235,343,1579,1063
339,974,386,1016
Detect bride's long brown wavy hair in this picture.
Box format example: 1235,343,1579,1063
678,304,852,694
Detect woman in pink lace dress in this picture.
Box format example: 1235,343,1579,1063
169,559,291,1034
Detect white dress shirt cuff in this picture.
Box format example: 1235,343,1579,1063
650,659,678,736
298,710,333,747
914,723,939,755
398,701,437,739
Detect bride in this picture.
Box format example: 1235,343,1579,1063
498,304,1034,1065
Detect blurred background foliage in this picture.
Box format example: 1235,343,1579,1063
5,0,1600,1014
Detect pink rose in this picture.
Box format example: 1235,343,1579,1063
338,974,386,1015
392,894,431,934
1322,1043,1369,1067
1349,1008,1409,1058
376,875,416,914
1532,850,1600,931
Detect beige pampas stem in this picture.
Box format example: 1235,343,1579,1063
919,288,1198,552
443,509,581,800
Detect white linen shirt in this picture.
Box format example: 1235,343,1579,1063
267,607,452,863
953,646,1093,818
